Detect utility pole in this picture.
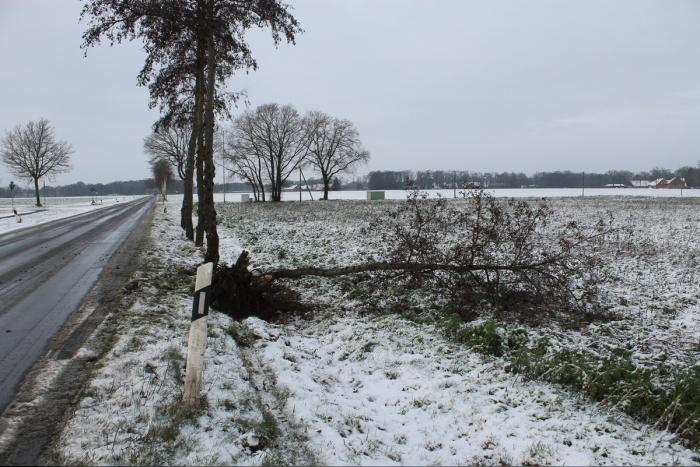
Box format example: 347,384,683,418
222,163,226,204
300,169,314,201
581,172,585,197
453,171,456,198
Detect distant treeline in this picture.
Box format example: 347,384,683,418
0,180,157,198
2,165,698,198
347,166,700,190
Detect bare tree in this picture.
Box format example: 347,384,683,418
650,166,674,180
1,119,73,207
151,159,175,201
305,111,370,200
224,129,267,201
144,124,193,227
233,161,263,201
144,125,190,181
229,104,310,202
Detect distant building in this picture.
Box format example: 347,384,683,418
631,180,651,188
666,177,687,189
603,183,628,188
648,177,686,189
649,178,668,189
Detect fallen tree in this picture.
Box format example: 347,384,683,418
211,187,621,323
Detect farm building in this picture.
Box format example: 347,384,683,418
648,177,687,189
666,177,687,189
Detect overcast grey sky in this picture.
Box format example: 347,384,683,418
1,0,699,186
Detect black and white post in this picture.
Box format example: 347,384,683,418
183,262,213,402
9,181,15,209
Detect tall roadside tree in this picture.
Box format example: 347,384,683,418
305,110,370,200
228,103,309,202
1,119,73,207
81,0,301,264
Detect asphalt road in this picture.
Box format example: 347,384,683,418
0,196,154,413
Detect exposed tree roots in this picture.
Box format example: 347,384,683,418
210,251,309,321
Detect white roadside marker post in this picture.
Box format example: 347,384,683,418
183,262,213,402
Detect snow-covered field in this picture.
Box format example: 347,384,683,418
211,187,698,203
53,194,700,465
0,196,143,235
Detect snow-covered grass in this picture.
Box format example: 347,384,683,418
53,194,700,465
212,187,699,203
51,204,315,466
0,196,143,235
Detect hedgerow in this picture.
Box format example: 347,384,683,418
439,314,700,446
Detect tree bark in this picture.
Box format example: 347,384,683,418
195,135,205,246
202,28,219,265
272,158,281,202
33,177,41,207
194,51,206,247
257,157,266,201
322,178,330,200
182,124,196,239
181,75,202,240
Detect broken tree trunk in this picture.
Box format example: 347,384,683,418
266,260,560,280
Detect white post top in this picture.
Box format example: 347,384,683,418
195,262,213,291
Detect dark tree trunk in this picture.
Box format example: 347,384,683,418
258,162,266,201
202,32,219,265
322,178,330,200
195,135,205,246
185,52,205,243
194,57,206,247
34,177,41,207
272,164,282,202
250,179,259,201
182,124,196,240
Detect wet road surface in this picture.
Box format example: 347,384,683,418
0,196,154,413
